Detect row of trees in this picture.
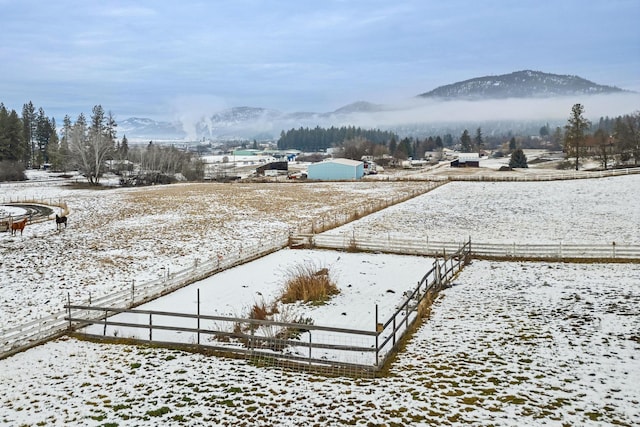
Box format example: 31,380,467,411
277,126,397,151
564,104,640,170
1,101,203,184
0,102,59,171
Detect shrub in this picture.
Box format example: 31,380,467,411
280,262,339,305
0,161,26,181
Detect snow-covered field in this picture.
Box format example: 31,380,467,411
83,249,436,366
1,261,637,426
0,173,425,330
326,174,640,245
1,167,639,426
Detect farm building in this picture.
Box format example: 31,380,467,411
450,152,480,168
307,158,365,180
255,161,288,176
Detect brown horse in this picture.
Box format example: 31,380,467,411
10,218,27,236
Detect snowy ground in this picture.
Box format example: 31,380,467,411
1,261,637,426
1,166,639,426
83,249,436,366
325,174,640,245
0,173,424,330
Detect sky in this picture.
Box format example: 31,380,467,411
1,0,639,124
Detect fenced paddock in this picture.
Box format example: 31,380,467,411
305,232,640,262
65,242,471,377
0,235,289,360
0,197,69,231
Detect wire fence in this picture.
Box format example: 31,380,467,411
0,235,289,360
305,232,640,261
0,185,445,360
64,241,471,377
442,167,640,182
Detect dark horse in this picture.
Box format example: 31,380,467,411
55,214,68,230
10,218,27,236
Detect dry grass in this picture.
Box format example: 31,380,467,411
279,262,339,305
248,298,279,321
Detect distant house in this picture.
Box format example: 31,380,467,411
307,158,365,180
450,153,480,168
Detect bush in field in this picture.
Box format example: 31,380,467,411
280,263,339,305
249,298,279,320
0,161,26,181
509,149,528,168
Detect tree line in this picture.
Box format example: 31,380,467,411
563,104,639,170
277,126,397,151
0,101,203,184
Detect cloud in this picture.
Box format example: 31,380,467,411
362,93,640,127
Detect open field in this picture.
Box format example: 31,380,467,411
1,260,637,426
1,165,639,426
0,177,427,330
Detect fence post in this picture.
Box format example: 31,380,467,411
308,332,312,367
375,304,379,367
67,293,71,329
405,302,409,329
149,313,152,341
197,289,200,345
392,317,396,346
612,241,616,259
131,280,135,303
250,326,255,357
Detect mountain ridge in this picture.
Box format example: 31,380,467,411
418,70,626,100
117,70,634,141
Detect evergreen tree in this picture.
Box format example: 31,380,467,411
509,148,528,168
460,129,472,152
443,134,453,147
120,134,129,158
22,101,36,166
564,103,591,170
474,127,484,152
34,107,53,167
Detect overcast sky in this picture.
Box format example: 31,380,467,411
1,0,638,123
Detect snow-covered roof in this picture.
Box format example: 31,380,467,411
322,158,363,167
458,153,480,162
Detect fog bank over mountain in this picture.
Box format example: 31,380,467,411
361,92,640,127
119,70,640,141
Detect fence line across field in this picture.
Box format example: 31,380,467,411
431,167,640,182
64,242,470,376
0,187,443,360
0,198,69,230
307,233,640,261
0,235,289,360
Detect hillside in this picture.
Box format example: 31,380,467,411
418,70,626,99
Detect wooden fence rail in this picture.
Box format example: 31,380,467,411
443,167,640,182
308,233,640,261
0,198,69,231
64,242,471,375
0,235,289,360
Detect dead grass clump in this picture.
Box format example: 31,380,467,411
249,299,279,321
280,263,339,305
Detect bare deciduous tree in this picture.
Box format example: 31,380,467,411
69,105,116,185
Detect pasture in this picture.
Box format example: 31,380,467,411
0,169,639,426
